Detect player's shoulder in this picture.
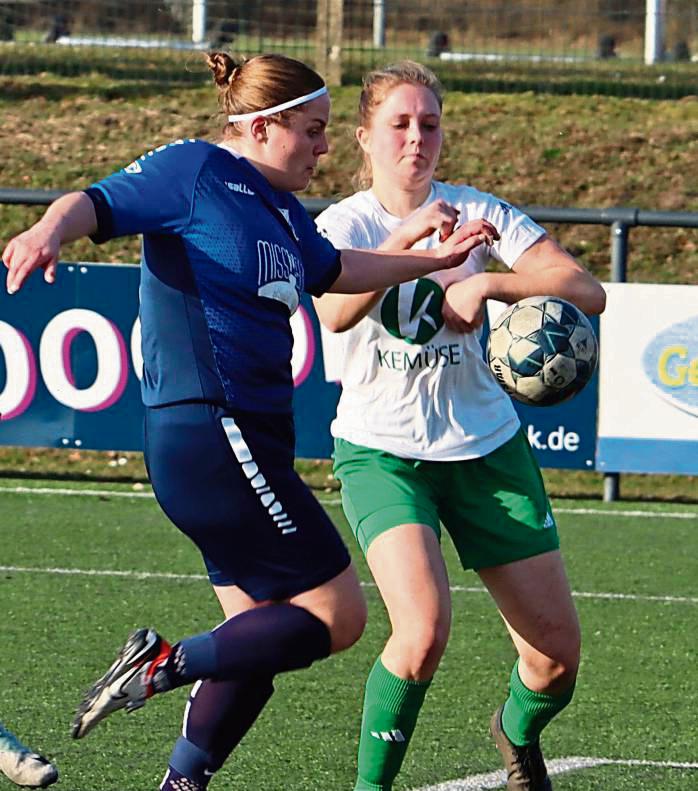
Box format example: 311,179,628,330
123,138,220,176
315,190,375,227
132,138,210,162
435,181,518,219
433,180,497,207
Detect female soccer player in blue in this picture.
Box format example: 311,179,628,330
2,52,496,790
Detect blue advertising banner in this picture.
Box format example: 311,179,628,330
511,369,598,470
290,303,341,460
0,262,597,467
0,262,339,458
0,263,142,452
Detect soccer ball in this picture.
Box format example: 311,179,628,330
486,296,598,406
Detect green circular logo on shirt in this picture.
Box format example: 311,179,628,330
380,279,445,345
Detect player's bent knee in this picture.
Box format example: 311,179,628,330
553,631,582,680
291,564,367,653
531,621,582,683
329,596,368,653
523,649,580,692
392,621,450,678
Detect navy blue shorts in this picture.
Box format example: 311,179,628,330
144,402,351,601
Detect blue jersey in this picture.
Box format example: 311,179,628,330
85,139,341,413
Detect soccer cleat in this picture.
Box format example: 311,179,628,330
0,725,58,788
72,627,172,739
490,705,553,791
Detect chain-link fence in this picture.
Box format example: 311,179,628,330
1,1,696,96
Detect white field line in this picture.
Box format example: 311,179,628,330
0,565,696,605
552,507,698,520
445,585,698,605
0,485,697,521
0,565,206,581
415,755,698,790
0,485,154,498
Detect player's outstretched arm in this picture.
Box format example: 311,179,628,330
329,219,498,295
2,192,97,295
315,200,462,332
443,236,606,333
507,236,607,314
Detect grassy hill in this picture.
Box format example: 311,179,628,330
1,71,696,284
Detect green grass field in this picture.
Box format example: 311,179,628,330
1,480,696,790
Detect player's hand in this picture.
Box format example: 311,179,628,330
2,222,60,294
443,274,489,333
434,218,499,270
392,199,461,248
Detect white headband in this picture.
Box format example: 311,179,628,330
227,86,328,123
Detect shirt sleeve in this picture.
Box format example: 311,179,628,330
480,194,546,269
314,203,367,249
288,200,342,296
84,139,207,243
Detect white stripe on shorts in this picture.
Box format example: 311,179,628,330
221,417,297,535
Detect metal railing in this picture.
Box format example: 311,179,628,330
2,187,698,500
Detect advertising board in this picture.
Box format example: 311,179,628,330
597,283,698,474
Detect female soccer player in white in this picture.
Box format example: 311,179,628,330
2,53,495,791
0,722,57,788
314,61,606,791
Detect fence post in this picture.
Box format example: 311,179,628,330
192,0,207,46
603,473,620,502
610,220,629,283
316,0,344,86
644,0,667,64
603,220,631,502
373,0,386,48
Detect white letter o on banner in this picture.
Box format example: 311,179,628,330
0,321,37,420
130,318,143,381
39,309,128,411
290,305,315,387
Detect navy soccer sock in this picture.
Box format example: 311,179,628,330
163,676,275,785
157,603,331,690
160,766,206,790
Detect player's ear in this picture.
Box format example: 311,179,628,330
355,126,371,154
250,116,269,143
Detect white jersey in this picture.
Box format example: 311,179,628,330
316,182,546,461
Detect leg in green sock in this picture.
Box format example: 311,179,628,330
501,659,575,747
354,658,431,791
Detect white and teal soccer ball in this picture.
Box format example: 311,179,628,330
486,296,598,407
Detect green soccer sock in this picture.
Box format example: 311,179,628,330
354,657,432,791
501,659,575,747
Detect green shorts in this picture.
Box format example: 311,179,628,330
333,428,559,570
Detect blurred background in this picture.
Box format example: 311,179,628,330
1,0,696,96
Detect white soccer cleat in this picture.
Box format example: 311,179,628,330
72,627,171,739
0,725,58,788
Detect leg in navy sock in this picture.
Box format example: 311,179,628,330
160,767,205,791
156,603,331,691
161,676,274,788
